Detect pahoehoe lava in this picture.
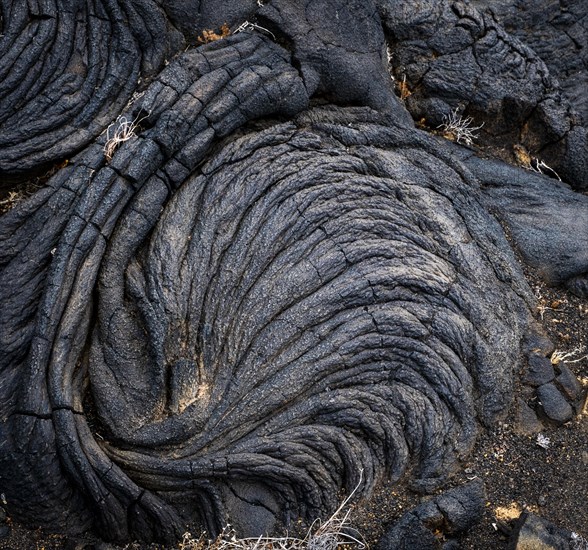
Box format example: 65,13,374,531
0,0,586,545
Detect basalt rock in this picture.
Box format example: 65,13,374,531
471,0,588,125
509,512,575,550
0,0,586,546
375,479,485,549
381,0,588,189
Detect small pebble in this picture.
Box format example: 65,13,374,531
537,383,573,423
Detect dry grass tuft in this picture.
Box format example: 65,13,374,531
103,115,145,162
550,346,587,365
0,188,35,214
178,478,366,550
438,108,484,146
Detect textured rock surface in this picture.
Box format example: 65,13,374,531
375,480,485,549
537,383,574,424
0,0,586,545
509,512,574,550
472,0,588,125
382,0,588,189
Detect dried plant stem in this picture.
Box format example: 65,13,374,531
103,114,145,162
438,108,484,146
178,473,366,550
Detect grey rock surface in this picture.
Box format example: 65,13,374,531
525,354,556,387
381,0,588,189
556,364,585,403
509,512,574,550
472,0,588,125
514,398,544,435
376,480,485,549
0,0,586,546
537,383,574,424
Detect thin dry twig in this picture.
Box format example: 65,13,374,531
396,74,411,100
550,346,588,365
531,159,562,181
234,20,276,40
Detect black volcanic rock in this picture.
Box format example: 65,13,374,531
0,0,586,545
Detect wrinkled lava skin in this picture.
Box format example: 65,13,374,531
0,0,586,544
